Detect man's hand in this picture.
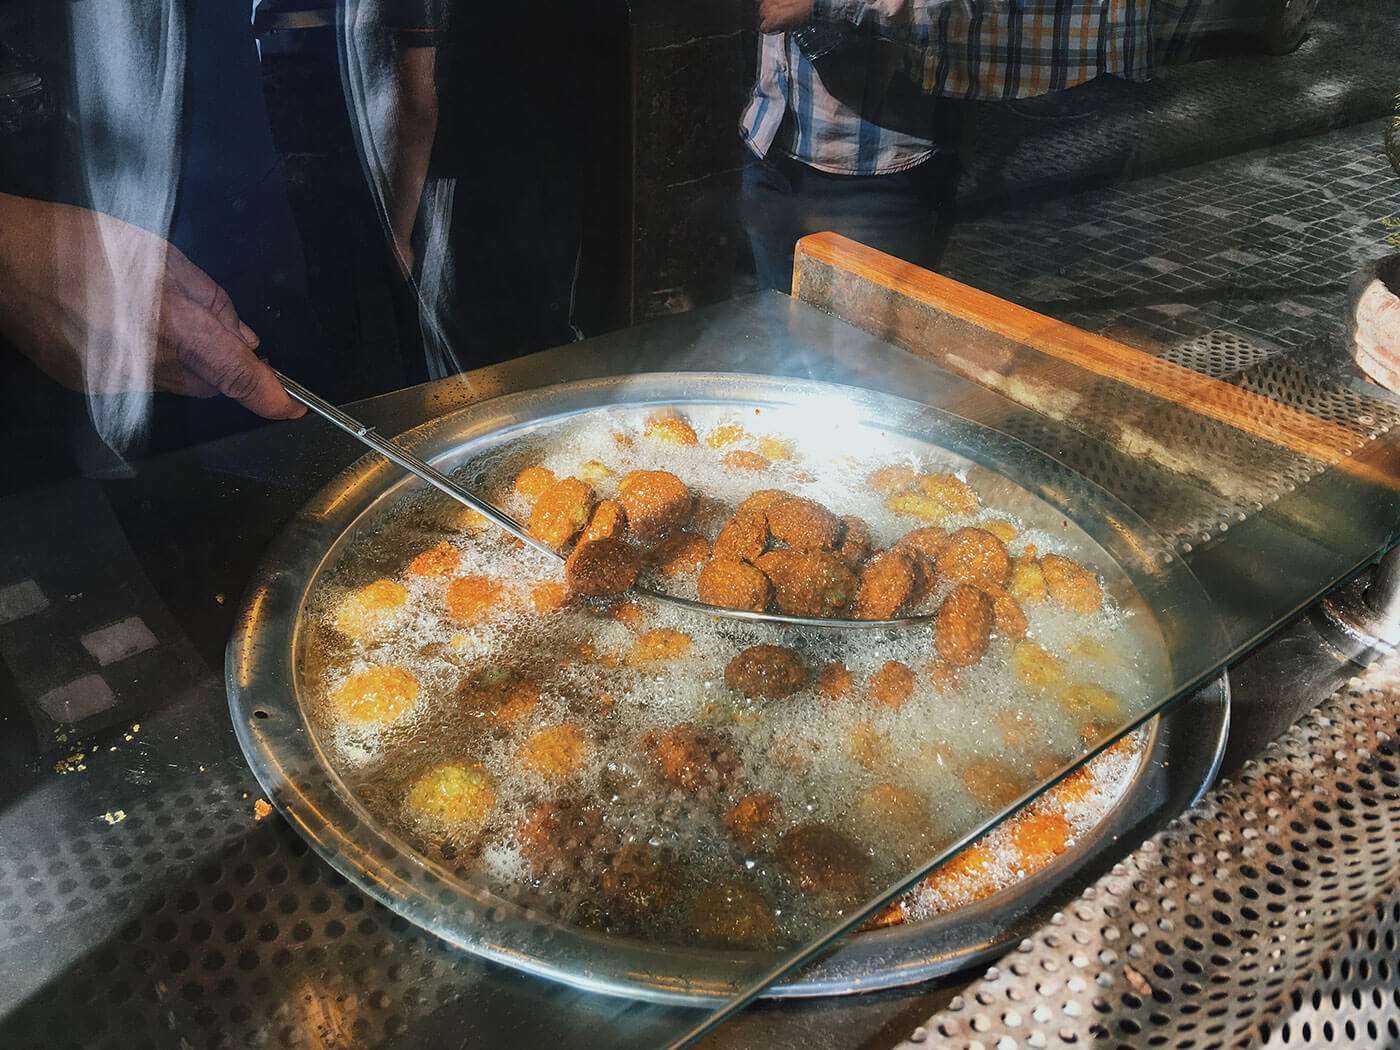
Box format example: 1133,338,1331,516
1355,270,1400,394
0,193,304,420
758,0,815,32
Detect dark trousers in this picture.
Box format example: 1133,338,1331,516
741,147,958,292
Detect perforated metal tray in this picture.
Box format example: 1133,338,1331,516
227,373,1228,1002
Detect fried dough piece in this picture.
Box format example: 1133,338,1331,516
755,549,857,617
935,584,994,667
896,525,951,562
528,476,595,549
725,644,808,699
853,549,917,619
1040,553,1103,613
697,556,773,612
565,537,641,596
712,509,769,563
617,470,693,540
765,495,841,551
650,531,711,578
936,527,1011,588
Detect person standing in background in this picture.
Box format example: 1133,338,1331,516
740,0,1185,292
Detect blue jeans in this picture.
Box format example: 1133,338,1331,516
741,148,958,292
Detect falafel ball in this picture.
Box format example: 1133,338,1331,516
580,499,626,544
736,488,793,514
775,823,871,906
684,880,779,949
331,665,420,725
835,514,873,570
405,541,462,580
626,628,693,665
936,527,1011,588
765,495,841,551
724,793,781,848
712,509,770,563
935,584,994,667
643,415,699,446
617,470,693,540
643,723,742,792
599,843,685,916
1039,553,1103,613
519,724,591,779
456,666,540,724
722,449,772,472
650,531,711,578
852,549,917,619
443,574,506,623
724,644,808,699
697,556,773,612
867,659,917,710
528,476,596,549
405,763,495,831
512,466,557,502
565,537,641,596
755,549,857,617
334,579,410,640
513,798,606,869
913,472,980,514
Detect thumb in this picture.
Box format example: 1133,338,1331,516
173,301,305,419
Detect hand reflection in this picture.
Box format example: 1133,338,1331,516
0,193,304,421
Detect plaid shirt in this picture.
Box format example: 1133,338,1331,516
741,0,1194,176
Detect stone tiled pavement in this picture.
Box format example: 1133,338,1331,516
942,119,1400,355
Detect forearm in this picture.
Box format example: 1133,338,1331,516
383,45,438,272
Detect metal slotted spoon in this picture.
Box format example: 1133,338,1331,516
276,371,937,630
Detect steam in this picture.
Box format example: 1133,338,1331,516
64,1,187,455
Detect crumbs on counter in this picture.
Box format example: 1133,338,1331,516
254,798,273,821
215,593,226,605
100,810,126,825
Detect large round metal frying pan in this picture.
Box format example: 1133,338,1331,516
227,373,1226,1003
